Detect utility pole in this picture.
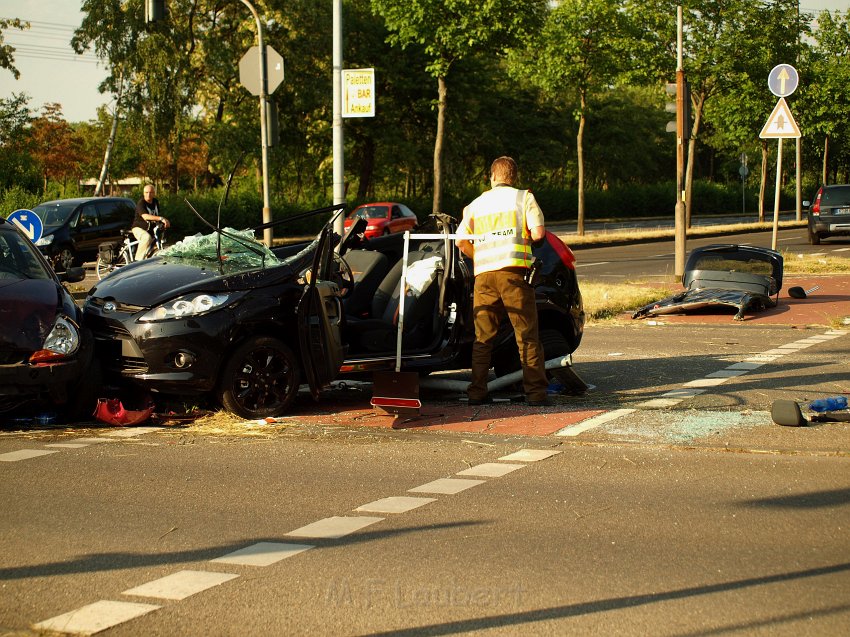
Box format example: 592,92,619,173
239,0,273,247
674,5,686,277
332,0,345,240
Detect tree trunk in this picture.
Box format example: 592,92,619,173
576,92,586,236
432,75,447,214
822,135,829,185
357,137,376,200
759,141,768,222
94,72,124,197
684,93,704,229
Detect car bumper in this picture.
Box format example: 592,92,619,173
0,343,93,411
811,216,850,235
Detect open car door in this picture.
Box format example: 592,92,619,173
297,226,345,400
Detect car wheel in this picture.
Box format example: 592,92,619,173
808,227,821,245
218,336,301,419
54,247,76,272
96,252,129,280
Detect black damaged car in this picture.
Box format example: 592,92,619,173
83,208,584,419
0,216,98,418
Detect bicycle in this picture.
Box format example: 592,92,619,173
96,222,166,280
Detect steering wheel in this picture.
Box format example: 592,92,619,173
331,252,355,298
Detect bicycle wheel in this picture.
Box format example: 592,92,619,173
96,251,130,280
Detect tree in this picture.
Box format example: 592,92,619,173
0,18,28,80
0,93,37,190
29,104,84,194
371,0,546,213
512,0,632,234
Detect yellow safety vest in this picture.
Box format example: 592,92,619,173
464,187,533,276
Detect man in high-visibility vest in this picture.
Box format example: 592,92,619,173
456,156,549,407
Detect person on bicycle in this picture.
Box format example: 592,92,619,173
132,184,170,261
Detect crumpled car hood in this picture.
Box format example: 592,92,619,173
0,278,62,351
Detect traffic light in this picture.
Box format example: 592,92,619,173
145,0,166,23
664,75,691,140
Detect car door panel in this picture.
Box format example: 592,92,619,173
297,226,345,399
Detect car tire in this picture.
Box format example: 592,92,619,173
218,336,301,419
54,246,77,272
808,227,821,245
96,252,129,280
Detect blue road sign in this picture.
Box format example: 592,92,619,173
768,64,799,98
7,209,43,243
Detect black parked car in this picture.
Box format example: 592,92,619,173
0,216,98,418
805,184,850,245
83,208,584,419
33,197,136,270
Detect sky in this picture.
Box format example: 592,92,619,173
1,1,848,123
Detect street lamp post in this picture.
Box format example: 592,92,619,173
239,0,273,246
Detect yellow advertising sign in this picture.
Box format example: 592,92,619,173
343,68,375,118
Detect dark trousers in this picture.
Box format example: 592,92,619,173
468,269,548,402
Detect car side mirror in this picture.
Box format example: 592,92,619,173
802,200,810,207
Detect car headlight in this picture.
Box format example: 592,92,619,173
29,316,80,363
139,293,234,322
366,225,379,231
35,234,54,246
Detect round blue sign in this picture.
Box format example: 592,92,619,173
768,64,799,98
7,208,43,243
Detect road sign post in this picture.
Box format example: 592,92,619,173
760,65,801,251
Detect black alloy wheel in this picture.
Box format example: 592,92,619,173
218,336,301,419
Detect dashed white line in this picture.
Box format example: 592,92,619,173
211,542,314,567
456,463,524,478
34,600,160,634
356,496,436,514
574,261,610,268
0,449,58,462
408,478,485,494
499,449,561,462
123,570,239,601
285,516,385,539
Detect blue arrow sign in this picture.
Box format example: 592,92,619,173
7,209,43,243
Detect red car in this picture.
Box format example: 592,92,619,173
344,202,418,238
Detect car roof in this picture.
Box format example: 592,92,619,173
36,196,134,206
354,202,398,207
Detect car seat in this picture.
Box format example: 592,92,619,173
344,249,443,354
342,249,390,318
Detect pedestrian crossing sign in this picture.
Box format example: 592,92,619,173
759,97,801,139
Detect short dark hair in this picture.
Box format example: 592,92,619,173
490,156,517,185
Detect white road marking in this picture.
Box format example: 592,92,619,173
285,516,385,539
0,449,58,462
408,478,486,494
726,362,765,370
636,398,683,408
44,443,91,449
123,570,238,600
833,247,850,252
211,542,313,567
103,427,163,438
34,600,160,634
662,388,707,398
356,496,436,514
456,463,524,478
498,449,561,462
683,377,733,388
556,409,636,437
69,437,115,444
705,369,750,378
574,261,610,268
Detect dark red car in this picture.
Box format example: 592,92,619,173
344,202,418,238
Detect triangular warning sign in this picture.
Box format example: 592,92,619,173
760,97,801,139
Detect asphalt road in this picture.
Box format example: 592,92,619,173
568,226,850,282
2,322,849,635
5,221,848,635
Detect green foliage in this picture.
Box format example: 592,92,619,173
0,185,41,216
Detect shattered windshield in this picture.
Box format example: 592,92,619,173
158,227,288,271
